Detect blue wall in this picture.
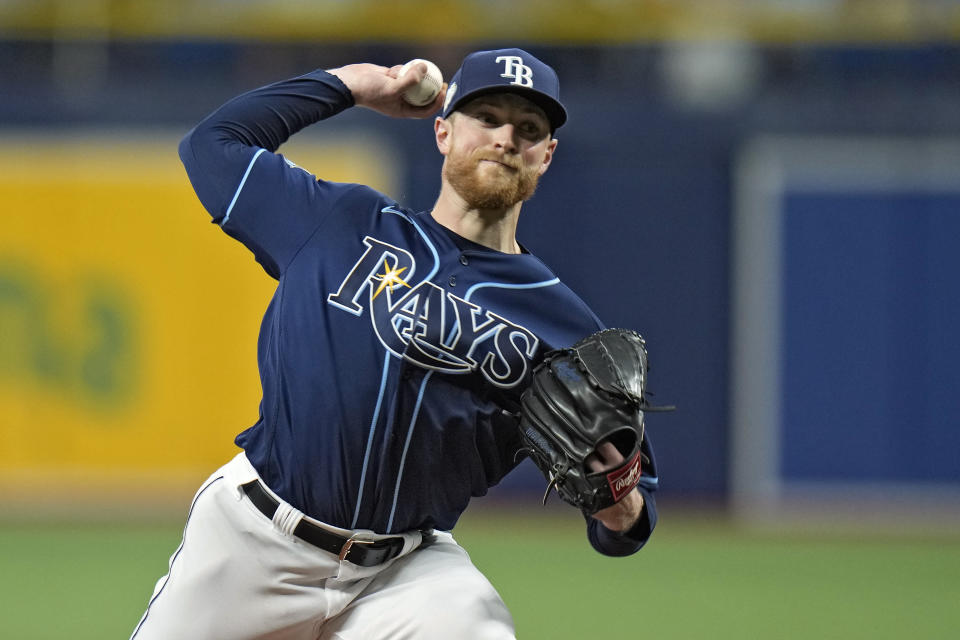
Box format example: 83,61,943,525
782,191,960,483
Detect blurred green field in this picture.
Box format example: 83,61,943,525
1,506,958,639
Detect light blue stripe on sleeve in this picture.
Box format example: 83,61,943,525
222,148,267,225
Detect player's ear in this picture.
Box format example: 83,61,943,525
435,116,452,156
537,137,558,176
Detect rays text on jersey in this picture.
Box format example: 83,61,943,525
327,236,538,388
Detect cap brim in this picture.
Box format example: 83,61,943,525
447,85,567,133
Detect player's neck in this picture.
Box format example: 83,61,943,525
431,188,522,254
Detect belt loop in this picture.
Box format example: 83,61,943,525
272,501,304,538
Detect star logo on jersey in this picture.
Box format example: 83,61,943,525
327,232,538,388
371,262,411,300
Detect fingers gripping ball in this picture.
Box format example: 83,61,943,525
398,59,444,106
519,329,654,515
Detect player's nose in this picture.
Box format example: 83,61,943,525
492,124,519,153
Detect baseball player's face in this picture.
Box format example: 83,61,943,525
436,94,557,210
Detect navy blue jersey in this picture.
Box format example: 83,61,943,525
178,69,658,552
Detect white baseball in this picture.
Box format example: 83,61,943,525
398,59,443,107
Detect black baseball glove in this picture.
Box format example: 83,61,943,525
518,328,668,515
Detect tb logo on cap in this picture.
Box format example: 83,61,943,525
496,55,533,88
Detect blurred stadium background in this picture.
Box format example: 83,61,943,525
2,1,959,638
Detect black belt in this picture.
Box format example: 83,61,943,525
240,480,406,567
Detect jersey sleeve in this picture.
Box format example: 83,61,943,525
585,433,660,556
177,69,359,278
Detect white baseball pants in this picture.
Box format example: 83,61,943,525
130,452,516,640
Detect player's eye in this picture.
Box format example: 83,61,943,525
519,121,545,139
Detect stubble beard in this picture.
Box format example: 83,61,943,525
444,149,541,211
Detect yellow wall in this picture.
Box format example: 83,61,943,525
0,132,398,503
3,0,958,44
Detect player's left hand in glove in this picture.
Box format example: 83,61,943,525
518,328,670,518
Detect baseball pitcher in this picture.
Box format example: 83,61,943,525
131,48,663,640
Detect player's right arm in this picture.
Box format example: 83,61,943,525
178,63,439,217
179,70,353,218
177,64,438,278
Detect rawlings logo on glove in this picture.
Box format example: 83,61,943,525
518,328,671,515
607,449,643,502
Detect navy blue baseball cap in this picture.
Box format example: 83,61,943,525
441,48,567,132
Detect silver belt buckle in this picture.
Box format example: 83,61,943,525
338,533,375,562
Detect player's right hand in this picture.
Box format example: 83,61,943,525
328,63,446,119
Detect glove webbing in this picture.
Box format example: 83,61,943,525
576,332,643,406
